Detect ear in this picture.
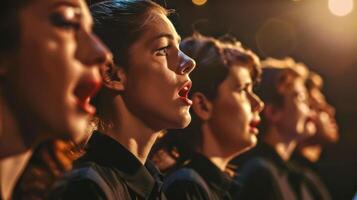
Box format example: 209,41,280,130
264,104,281,123
99,63,126,91
191,92,213,121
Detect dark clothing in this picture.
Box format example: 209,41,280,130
163,154,240,200
230,143,314,200
12,140,80,200
49,131,166,200
290,151,332,200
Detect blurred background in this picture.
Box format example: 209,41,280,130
157,0,357,199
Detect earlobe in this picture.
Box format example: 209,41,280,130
99,62,126,91
191,92,213,121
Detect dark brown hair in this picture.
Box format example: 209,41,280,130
0,1,32,55
90,0,170,69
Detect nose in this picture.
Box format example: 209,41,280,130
77,31,112,67
250,92,264,113
178,50,196,75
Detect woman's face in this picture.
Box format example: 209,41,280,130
276,78,314,141
208,67,264,153
122,12,195,131
3,0,111,142
308,87,339,143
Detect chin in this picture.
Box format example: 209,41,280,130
168,114,191,129
179,113,192,128
240,140,257,154
61,115,89,141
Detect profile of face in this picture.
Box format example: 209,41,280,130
3,0,110,142
121,12,195,131
308,87,339,143
275,77,314,141
205,67,263,152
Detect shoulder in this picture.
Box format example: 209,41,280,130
239,157,278,175
48,177,107,200
49,162,128,199
163,168,211,200
236,156,282,190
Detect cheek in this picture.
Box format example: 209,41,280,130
212,94,251,132
126,62,178,114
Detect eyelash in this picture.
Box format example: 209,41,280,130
156,45,171,56
50,13,80,31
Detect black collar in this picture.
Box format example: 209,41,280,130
186,154,233,197
291,150,316,170
250,142,292,171
81,131,157,199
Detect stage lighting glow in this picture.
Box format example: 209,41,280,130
328,0,353,16
192,0,207,6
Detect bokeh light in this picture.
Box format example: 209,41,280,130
328,0,353,16
192,0,207,6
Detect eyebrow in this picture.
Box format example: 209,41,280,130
153,33,182,44
237,82,253,90
50,0,81,10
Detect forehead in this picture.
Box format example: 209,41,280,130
227,66,252,84
140,12,180,43
23,0,91,23
283,77,306,96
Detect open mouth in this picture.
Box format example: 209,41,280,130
178,81,193,106
249,118,261,134
73,79,102,115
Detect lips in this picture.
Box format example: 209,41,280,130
73,78,102,115
178,81,193,106
249,118,261,134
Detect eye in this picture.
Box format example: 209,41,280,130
156,45,171,56
50,7,81,31
237,83,252,94
236,86,248,96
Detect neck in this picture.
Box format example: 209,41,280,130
99,96,162,164
0,149,32,200
299,145,322,163
200,124,240,171
264,127,297,161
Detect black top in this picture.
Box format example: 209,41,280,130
49,131,166,200
164,154,240,200
230,142,314,200
290,151,332,200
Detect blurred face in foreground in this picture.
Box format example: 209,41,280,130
2,0,111,143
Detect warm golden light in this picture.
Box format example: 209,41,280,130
328,0,353,16
192,0,207,6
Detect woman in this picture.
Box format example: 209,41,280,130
0,0,111,199
290,71,338,200
50,0,195,199
231,58,316,200
156,34,264,200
